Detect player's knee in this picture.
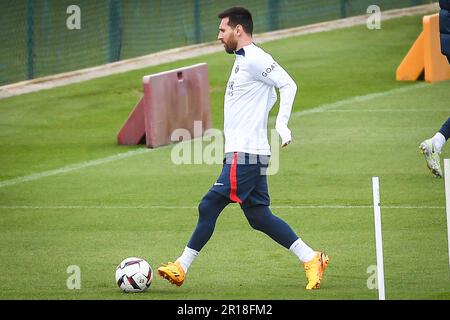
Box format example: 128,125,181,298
198,191,228,223
198,194,217,220
198,199,209,219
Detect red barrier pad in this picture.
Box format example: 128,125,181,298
117,96,145,145
117,63,211,148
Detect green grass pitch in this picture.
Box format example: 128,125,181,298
0,13,449,300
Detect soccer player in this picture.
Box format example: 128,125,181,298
420,117,450,178
419,1,449,178
439,0,450,63
158,7,329,290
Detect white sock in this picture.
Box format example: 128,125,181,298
432,132,446,154
177,246,199,273
289,238,316,263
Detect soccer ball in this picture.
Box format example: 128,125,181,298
115,257,153,292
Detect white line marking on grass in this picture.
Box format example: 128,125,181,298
294,83,428,117
0,205,444,210
0,148,152,188
274,205,445,209
324,109,448,113
0,82,430,189
0,205,198,210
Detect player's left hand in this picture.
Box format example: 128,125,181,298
276,124,292,148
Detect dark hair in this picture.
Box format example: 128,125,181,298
218,7,253,35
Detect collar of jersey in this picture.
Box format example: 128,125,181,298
234,43,255,57
234,48,245,56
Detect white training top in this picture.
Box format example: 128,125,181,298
223,42,297,156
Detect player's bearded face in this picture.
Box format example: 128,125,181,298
223,35,237,54
218,18,238,54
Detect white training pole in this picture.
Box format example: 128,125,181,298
444,159,450,274
372,177,386,300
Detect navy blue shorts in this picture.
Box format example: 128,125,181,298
210,152,270,208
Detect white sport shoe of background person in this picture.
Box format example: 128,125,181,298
419,117,450,178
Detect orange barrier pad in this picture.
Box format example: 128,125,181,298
396,13,450,83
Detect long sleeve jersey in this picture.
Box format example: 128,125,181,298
223,42,297,156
